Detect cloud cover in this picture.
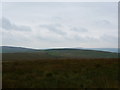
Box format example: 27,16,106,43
1,17,31,31
1,2,118,49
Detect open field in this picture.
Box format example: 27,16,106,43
2,58,119,88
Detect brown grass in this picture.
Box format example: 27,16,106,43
2,58,119,88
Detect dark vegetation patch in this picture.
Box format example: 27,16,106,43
2,58,119,88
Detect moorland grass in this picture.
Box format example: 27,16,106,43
2,58,119,88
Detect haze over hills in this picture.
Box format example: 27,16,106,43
80,48,119,53
1,46,118,61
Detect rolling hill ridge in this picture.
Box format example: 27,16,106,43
1,46,118,61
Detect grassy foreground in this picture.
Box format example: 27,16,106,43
3,58,119,88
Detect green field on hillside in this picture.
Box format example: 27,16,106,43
2,49,118,61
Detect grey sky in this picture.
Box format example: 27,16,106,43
1,2,118,49
1,17,31,31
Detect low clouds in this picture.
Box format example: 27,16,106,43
100,34,118,43
39,23,88,36
39,24,66,35
1,17,117,48
96,19,111,26
71,27,88,32
95,19,115,30
1,17,31,31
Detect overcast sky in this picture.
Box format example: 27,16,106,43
1,2,118,49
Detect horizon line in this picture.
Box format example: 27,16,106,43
0,45,119,50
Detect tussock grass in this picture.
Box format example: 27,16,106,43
3,58,119,88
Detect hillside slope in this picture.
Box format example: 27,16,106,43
0,46,38,53
2,48,118,61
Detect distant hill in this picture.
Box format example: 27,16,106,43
1,46,118,61
0,46,38,53
83,48,119,53
1,46,119,53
